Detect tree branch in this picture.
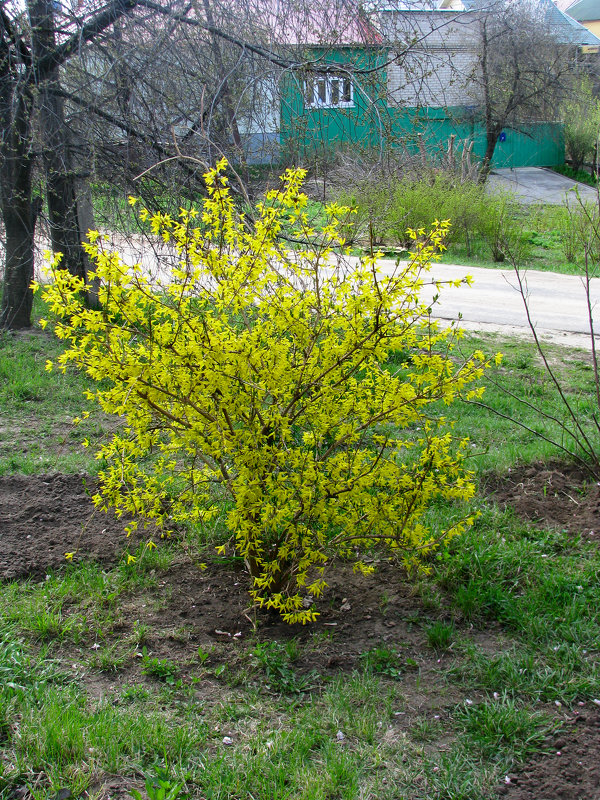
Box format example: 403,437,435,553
136,0,293,68
37,0,138,73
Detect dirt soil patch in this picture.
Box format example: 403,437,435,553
0,472,149,579
497,706,600,800
1,466,600,799
0,471,461,681
485,460,600,540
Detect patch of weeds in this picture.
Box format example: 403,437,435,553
0,564,158,647
196,645,214,666
451,642,600,703
250,640,317,694
552,164,598,187
454,579,514,624
91,642,131,674
168,627,193,645
526,229,563,250
0,628,69,700
417,583,445,613
435,507,600,649
308,630,334,651
119,684,152,704
0,324,109,476
419,750,494,800
212,662,228,680
410,716,446,743
0,761,23,796
214,697,262,725
11,686,208,783
455,697,556,763
130,764,188,800
141,648,181,684
317,672,401,745
130,620,152,647
426,621,455,651
23,608,88,644
360,646,403,679
134,540,176,573
283,638,302,663
379,591,391,614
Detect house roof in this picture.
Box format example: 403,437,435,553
565,0,600,21
542,0,600,43
376,1,461,9
379,0,600,44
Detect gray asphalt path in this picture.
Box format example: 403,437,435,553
488,167,599,206
372,257,600,350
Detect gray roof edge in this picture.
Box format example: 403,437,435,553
552,1,600,44
378,0,600,43
565,0,600,21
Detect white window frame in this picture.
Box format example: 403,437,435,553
304,72,354,109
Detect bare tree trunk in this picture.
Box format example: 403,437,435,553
41,100,87,281
30,0,87,281
0,35,36,331
76,178,100,306
201,0,243,155
0,0,140,329
0,203,36,330
479,127,500,182
477,17,498,183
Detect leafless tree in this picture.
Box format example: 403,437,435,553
380,0,591,180
471,0,583,178
0,0,141,329
0,0,281,330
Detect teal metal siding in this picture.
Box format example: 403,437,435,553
280,48,565,169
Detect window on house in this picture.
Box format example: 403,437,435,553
304,72,354,108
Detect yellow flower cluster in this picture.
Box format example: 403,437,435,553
40,161,495,623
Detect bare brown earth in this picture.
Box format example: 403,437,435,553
496,709,600,800
484,460,600,541
1,464,599,799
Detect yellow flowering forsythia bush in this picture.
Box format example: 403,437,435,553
40,160,497,623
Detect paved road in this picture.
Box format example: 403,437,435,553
488,167,598,206
75,174,600,352
364,257,600,351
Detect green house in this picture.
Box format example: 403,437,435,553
280,42,565,170
274,0,600,170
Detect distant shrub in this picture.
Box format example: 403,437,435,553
476,192,526,263
563,78,600,173
553,165,598,188
340,174,523,261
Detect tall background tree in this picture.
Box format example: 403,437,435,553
0,0,138,329
470,0,588,177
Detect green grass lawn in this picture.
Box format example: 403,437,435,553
1,299,599,799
